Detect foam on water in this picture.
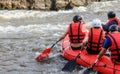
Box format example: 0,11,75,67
0,24,62,33
0,23,66,38
88,0,120,13
0,10,58,19
0,0,119,20
0,6,88,20
58,6,87,13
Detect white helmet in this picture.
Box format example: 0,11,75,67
92,18,102,27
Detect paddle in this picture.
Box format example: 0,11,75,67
35,41,59,62
62,49,83,72
82,59,99,74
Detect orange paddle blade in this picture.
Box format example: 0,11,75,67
42,48,51,54
35,48,51,62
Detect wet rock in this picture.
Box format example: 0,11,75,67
0,0,101,10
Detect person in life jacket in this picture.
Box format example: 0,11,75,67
82,19,105,54
97,25,120,65
102,11,120,32
57,15,86,50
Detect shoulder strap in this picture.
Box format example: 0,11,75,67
90,28,93,49
96,29,103,51
78,23,80,42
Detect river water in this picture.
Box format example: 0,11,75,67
0,0,120,74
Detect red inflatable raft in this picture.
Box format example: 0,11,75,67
61,35,120,74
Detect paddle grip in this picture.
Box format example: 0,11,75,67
92,59,99,68
94,59,99,64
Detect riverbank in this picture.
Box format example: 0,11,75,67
0,0,111,10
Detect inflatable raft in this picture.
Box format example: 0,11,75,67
61,35,120,74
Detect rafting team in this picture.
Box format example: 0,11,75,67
57,11,120,66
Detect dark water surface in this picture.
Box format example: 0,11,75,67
0,1,120,74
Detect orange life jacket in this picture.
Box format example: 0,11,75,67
107,33,120,61
68,22,86,43
106,17,120,28
87,28,104,53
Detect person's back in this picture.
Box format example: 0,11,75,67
86,19,105,54
68,15,86,50
97,25,120,65
57,15,86,50
103,11,120,32
68,21,85,43
107,25,120,63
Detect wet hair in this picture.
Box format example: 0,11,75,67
109,25,118,32
73,15,82,22
107,11,116,18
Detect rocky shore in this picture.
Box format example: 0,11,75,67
0,0,106,10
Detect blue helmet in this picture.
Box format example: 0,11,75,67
73,15,82,22
107,11,116,18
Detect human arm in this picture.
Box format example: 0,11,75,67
97,48,107,60
81,16,85,24
91,38,110,67
57,29,68,42
82,31,88,44
97,37,111,60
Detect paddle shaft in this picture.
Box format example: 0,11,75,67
90,59,99,68
73,47,83,61
82,59,99,74
74,47,84,60
50,41,59,49
93,59,99,66
74,52,81,60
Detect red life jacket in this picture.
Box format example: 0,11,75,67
68,22,86,43
106,17,120,28
87,28,104,53
107,33,120,61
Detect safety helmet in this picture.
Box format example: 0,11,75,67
73,15,82,22
109,25,118,32
92,18,102,27
107,11,116,18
